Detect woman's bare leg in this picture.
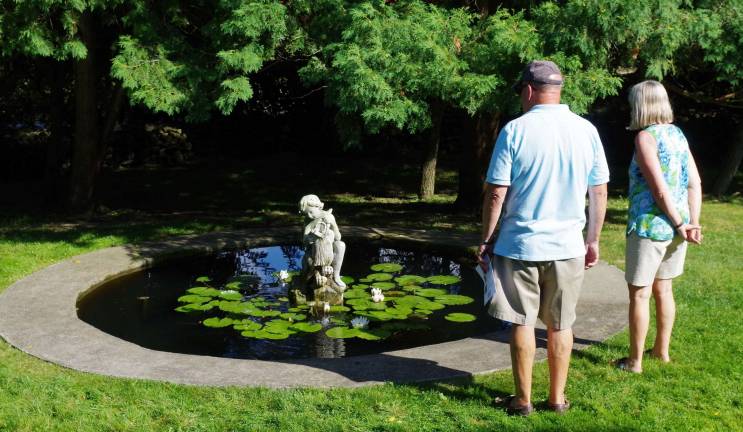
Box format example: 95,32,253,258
651,278,674,362
627,284,652,372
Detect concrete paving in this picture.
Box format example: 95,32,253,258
0,227,628,388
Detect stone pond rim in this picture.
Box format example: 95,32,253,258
0,227,628,388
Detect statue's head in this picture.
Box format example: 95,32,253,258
299,194,324,218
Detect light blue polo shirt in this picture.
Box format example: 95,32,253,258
486,104,610,261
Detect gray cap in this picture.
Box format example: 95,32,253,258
514,60,563,91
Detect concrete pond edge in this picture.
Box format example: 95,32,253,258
0,227,629,388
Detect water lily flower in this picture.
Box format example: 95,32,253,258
371,288,385,303
278,270,290,282
323,302,331,313
350,316,370,329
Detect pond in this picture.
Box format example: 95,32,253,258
77,242,504,360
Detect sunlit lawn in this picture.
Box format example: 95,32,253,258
0,182,740,430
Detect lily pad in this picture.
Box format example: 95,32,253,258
358,278,372,283
393,295,428,307
371,282,396,290
195,276,211,283
370,263,403,273
202,317,235,328
330,305,351,312
340,275,355,284
175,302,215,313
351,284,370,290
278,296,289,302
233,320,262,331
343,289,368,299
186,287,221,297
218,290,243,301
366,273,394,282
355,328,391,340
330,317,348,325
394,275,427,286
426,275,461,285
414,309,434,315
415,288,449,298
218,301,256,314
444,312,477,322
402,284,424,292
280,312,307,321
417,300,446,311
435,294,475,305
177,294,211,304
326,327,359,339
291,322,322,332
366,302,388,310
248,309,282,318
224,281,242,290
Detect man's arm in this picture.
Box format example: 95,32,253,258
585,183,607,269
478,183,508,269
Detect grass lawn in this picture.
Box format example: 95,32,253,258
0,177,741,430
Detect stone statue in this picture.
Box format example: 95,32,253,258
290,195,347,307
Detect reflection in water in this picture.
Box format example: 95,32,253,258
78,243,501,360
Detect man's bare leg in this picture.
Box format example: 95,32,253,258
547,327,573,405
651,278,674,362
510,324,535,406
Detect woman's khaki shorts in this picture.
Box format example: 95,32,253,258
625,231,687,287
490,255,584,330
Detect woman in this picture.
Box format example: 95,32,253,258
618,80,703,373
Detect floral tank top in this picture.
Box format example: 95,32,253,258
627,124,690,241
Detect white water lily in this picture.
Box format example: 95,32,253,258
371,288,385,303
350,316,370,329
278,270,290,282
323,302,331,313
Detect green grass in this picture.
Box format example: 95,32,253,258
0,195,741,431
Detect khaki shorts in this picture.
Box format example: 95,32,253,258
490,255,584,330
625,231,687,287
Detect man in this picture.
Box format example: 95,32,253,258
479,60,609,416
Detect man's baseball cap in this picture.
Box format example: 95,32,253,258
512,60,564,94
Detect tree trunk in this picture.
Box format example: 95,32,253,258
711,124,743,196
43,60,69,209
419,101,444,200
454,111,501,211
67,12,100,213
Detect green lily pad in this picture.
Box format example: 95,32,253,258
248,309,282,318
394,275,427,286
218,301,255,314
186,287,221,297
340,275,355,284
202,317,235,328
233,320,262,331
351,284,370,290
264,320,297,335
367,302,388,310
444,312,477,322
346,298,370,306
385,290,405,297
414,309,433,315
218,290,243,301
355,328,391,340
343,289,368,299
291,322,323,333
330,317,348,325
280,312,307,321
366,273,394,282
435,294,475,305
195,276,211,283
175,302,215,313
393,295,428,307
224,281,242,290
368,311,395,321
287,307,303,312
326,327,359,339
278,296,289,302
329,305,351,312
426,275,461,285
358,278,372,283
415,288,449,298
417,300,446,311
177,294,211,304
370,263,403,273
402,284,424,292
371,282,396,290
253,330,291,339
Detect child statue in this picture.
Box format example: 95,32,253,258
299,194,347,290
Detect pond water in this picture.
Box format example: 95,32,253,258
77,243,504,360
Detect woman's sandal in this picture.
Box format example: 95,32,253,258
644,349,671,363
615,357,642,373
547,399,571,414
493,395,534,416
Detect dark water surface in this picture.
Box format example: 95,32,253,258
78,243,503,360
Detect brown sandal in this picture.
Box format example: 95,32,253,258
493,395,534,416
547,399,571,414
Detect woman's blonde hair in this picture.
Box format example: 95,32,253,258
628,80,674,130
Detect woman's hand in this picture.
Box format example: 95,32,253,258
676,224,703,245
477,244,493,273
